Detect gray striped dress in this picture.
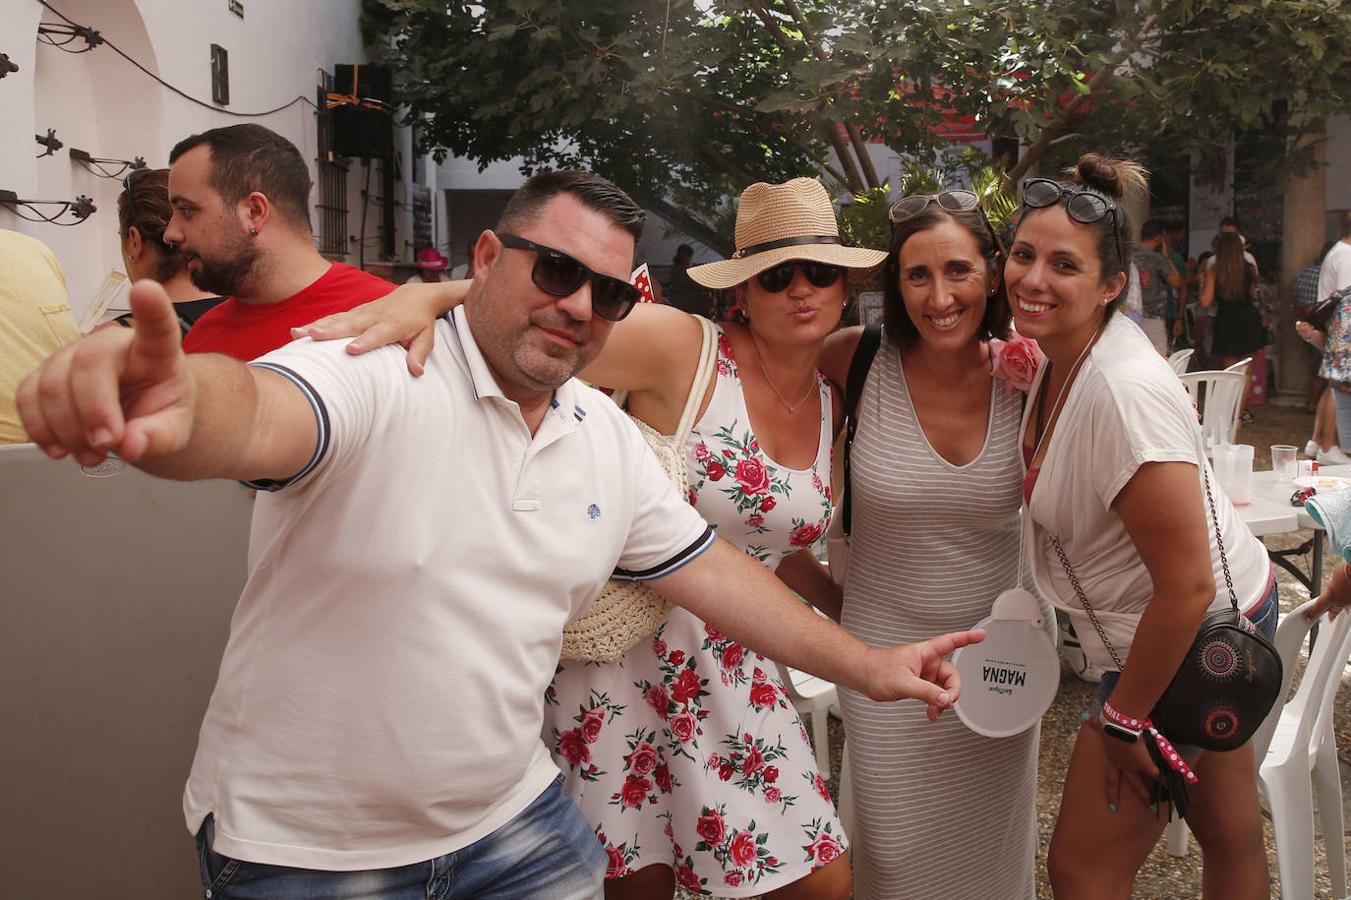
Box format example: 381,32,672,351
838,337,1040,900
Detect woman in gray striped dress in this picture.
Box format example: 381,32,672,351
814,193,1048,899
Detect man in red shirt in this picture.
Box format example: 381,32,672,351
166,125,394,360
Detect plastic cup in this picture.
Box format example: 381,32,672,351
1217,444,1254,505
1271,445,1298,483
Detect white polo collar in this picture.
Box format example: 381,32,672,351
447,306,586,426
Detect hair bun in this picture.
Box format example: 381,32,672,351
1068,153,1148,200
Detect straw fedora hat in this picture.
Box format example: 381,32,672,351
687,178,886,290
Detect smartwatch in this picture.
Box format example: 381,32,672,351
1103,721,1142,744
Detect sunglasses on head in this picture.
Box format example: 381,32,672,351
887,190,981,223
1021,177,1126,269
754,261,843,294
496,233,642,322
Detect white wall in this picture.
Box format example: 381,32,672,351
1,0,414,318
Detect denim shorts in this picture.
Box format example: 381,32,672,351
195,775,605,900
1094,572,1280,754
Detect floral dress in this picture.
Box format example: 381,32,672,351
543,327,843,897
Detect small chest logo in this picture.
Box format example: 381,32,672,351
586,503,601,521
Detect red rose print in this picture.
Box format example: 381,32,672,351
619,774,651,809
808,832,843,866
753,667,766,680
766,856,779,866
811,473,824,491
706,460,725,482
605,846,626,879
718,762,734,781
724,871,744,887
668,650,685,666
688,486,698,506
676,865,702,892
734,458,771,495
652,639,667,657
763,765,779,784
672,668,702,704
704,624,726,642
707,753,721,767
824,485,833,502
720,642,745,671
760,495,777,512
695,810,726,845
765,787,782,803
694,443,711,461
729,831,758,867
670,710,697,743
747,514,765,527
646,685,671,719
722,449,735,458
627,742,659,776
749,681,779,709
789,521,826,548
750,438,761,452
813,772,831,801
655,763,673,793
580,708,605,744
742,745,765,775
558,728,589,767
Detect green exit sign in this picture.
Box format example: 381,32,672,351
227,0,243,18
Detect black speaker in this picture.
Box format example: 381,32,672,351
331,64,393,160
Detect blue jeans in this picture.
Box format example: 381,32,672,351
1094,575,1279,753
195,776,605,899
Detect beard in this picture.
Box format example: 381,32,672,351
186,228,260,297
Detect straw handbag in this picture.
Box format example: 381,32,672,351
560,317,719,663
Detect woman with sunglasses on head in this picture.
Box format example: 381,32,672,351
297,178,881,900
807,190,1045,900
113,167,224,336
1009,154,1273,898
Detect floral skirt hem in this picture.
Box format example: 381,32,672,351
544,607,846,897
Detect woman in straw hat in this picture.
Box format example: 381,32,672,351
296,177,883,899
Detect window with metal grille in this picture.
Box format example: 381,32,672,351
315,74,350,258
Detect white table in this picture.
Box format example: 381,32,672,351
1239,464,1351,596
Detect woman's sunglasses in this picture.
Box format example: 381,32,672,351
887,190,981,223
888,190,1001,253
1021,177,1126,268
496,233,642,322
754,261,843,294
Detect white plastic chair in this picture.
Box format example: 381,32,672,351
1178,370,1247,452
775,661,839,773
1163,599,1351,896
1167,347,1194,375
1259,601,1351,899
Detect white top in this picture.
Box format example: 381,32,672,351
1319,240,1351,303
1022,314,1270,670
183,306,714,870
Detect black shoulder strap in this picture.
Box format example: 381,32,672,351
841,324,882,536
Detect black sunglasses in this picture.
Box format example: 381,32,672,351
754,261,843,294
496,233,641,322
1021,177,1126,270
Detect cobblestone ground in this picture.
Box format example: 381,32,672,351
673,402,1349,898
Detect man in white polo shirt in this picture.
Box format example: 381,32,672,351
17,171,980,899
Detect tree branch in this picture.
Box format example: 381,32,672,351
643,194,734,257
1005,14,1158,185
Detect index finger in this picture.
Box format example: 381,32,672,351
125,279,185,375
919,629,987,658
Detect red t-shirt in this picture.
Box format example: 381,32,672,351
182,263,396,361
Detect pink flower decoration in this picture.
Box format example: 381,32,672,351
989,330,1045,393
